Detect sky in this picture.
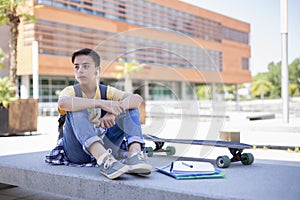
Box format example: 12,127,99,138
181,0,300,75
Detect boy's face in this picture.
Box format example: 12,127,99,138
73,55,99,85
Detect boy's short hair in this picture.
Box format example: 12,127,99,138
71,48,101,66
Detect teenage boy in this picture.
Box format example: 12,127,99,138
54,48,151,179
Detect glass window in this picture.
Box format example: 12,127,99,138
242,57,249,70
82,0,93,14
36,0,229,43
51,79,66,85
222,27,249,44
34,19,222,72
69,0,80,11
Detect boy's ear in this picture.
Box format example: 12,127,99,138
95,67,100,76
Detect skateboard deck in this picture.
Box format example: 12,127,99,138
143,134,254,168
144,134,252,149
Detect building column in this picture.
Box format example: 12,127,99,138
143,80,149,100
205,85,210,100
171,81,177,100
192,83,197,100
235,84,240,110
181,82,186,100
20,75,30,99
32,41,39,100
211,83,216,100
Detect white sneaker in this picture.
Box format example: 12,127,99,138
126,153,152,175
98,149,129,179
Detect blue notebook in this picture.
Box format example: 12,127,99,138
156,162,225,180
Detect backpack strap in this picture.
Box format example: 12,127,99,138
99,84,107,117
73,84,82,97
58,84,82,140
57,114,65,140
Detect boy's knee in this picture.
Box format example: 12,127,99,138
121,109,140,121
72,110,89,118
128,108,140,117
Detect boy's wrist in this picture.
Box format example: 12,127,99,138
94,99,102,109
119,100,127,110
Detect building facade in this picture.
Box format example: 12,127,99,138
1,0,251,102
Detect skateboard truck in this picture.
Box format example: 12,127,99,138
216,148,254,168
154,141,164,151
146,142,176,157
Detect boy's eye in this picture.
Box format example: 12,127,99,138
83,64,90,69
74,64,91,69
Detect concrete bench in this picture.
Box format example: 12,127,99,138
147,112,229,119
247,113,275,121
0,151,299,200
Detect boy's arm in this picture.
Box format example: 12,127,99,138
119,93,144,110
107,86,144,111
97,93,143,128
58,96,125,116
58,85,143,116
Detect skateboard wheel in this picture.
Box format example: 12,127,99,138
146,147,154,157
216,155,231,168
166,146,176,156
241,153,254,165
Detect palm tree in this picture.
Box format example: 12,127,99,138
115,58,144,93
0,0,37,86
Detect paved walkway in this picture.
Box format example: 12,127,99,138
0,111,299,199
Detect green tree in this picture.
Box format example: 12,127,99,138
288,58,300,97
0,0,37,85
288,58,300,85
115,58,144,93
196,85,211,100
289,83,299,97
266,61,281,97
224,84,235,96
0,76,17,108
224,84,245,98
252,57,300,99
252,72,268,82
251,80,274,98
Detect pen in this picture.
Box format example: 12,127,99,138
182,162,193,168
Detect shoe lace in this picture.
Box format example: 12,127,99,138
137,152,146,161
138,153,144,160
103,149,115,169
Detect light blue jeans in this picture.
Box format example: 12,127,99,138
63,109,145,164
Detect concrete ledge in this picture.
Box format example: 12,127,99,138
0,183,15,190
147,113,229,119
0,151,299,200
247,113,275,121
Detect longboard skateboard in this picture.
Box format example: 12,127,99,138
143,134,254,168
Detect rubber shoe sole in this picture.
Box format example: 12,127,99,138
128,163,152,175
101,165,130,180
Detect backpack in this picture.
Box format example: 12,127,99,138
58,84,107,139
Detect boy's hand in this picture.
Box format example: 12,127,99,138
100,100,125,116
98,113,116,128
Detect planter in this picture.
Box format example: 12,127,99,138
0,99,38,135
0,107,9,133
